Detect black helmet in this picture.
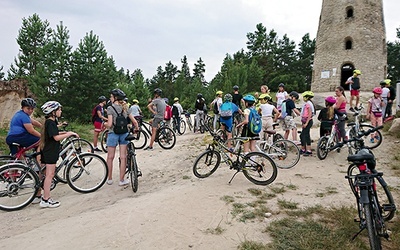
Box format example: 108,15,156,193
154,88,162,95
233,85,239,90
278,83,285,88
98,96,107,102
197,93,203,99
289,91,299,100
110,88,126,101
21,98,37,108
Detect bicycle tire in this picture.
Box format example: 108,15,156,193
242,152,277,185
187,118,193,131
350,124,382,150
100,129,109,153
268,139,300,169
127,144,139,193
364,203,382,250
193,150,221,178
178,119,186,135
66,153,108,193
157,127,176,149
0,163,39,211
273,133,284,142
316,136,329,160
133,129,148,149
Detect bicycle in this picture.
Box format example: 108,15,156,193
124,133,141,193
184,110,194,131
340,126,395,249
0,138,108,211
133,120,176,150
193,128,278,186
171,115,186,135
193,111,207,133
100,128,109,153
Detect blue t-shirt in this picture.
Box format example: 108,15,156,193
8,110,32,136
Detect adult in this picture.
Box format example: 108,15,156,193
275,83,288,111
106,88,139,185
39,101,78,208
172,97,184,133
194,93,206,132
258,94,280,141
299,91,315,156
345,69,362,112
281,92,301,142
6,98,41,155
332,86,347,142
93,96,108,152
145,88,166,150
210,90,223,131
385,79,396,120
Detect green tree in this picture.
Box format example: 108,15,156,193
66,30,117,122
0,65,4,80
387,27,400,81
193,57,206,84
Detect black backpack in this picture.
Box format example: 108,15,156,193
172,105,179,117
213,101,219,114
111,106,128,134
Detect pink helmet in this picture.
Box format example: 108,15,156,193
325,96,336,105
372,87,382,95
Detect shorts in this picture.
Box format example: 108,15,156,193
6,133,40,155
94,121,103,132
350,89,360,96
151,117,163,128
106,131,129,147
220,118,233,133
281,116,296,131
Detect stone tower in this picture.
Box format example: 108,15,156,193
311,0,387,92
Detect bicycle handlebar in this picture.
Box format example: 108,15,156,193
332,125,383,150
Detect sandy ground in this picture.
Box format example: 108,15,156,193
1,92,399,250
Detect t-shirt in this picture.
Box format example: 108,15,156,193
107,104,128,133
381,87,390,98
41,119,60,164
284,99,296,117
7,110,32,136
173,103,184,116
259,103,275,117
276,91,288,109
94,105,104,123
129,104,141,117
232,93,243,108
151,98,167,119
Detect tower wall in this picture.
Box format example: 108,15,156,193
312,0,387,92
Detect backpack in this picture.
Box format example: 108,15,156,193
91,105,99,124
248,107,262,134
164,105,172,120
352,77,360,90
172,105,179,117
279,100,288,120
213,101,219,114
111,106,128,134
220,102,233,118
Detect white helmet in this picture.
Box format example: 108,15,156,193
41,101,62,115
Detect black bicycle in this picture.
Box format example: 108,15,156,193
130,120,176,150
124,134,141,193
342,126,396,249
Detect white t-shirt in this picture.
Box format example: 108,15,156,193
381,87,390,98
259,103,275,117
276,91,288,108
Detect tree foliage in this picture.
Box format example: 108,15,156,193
387,27,400,82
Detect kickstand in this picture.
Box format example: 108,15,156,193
351,228,364,241
228,170,240,184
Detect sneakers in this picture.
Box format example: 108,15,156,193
144,146,153,151
106,179,113,185
349,107,355,112
119,179,129,186
40,197,60,208
32,196,42,204
93,147,102,152
300,149,306,155
303,151,312,157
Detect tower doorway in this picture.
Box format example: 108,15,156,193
341,63,354,90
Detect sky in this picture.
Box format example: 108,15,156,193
0,0,399,82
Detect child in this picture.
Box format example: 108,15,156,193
219,93,240,150
367,87,384,143
275,83,288,111
40,101,78,208
300,91,315,156
237,94,258,153
281,91,301,142
258,94,280,141
318,96,336,137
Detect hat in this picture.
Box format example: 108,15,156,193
132,99,139,104
174,97,179,102
353,69,361,75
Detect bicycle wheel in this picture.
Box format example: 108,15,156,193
127,147,139,193
350,124,382,149
364,203,382,250
157,127,176,149
133,129,148,149
100,129,109,153
187,118,193,131
193,150,221,178
316,136,329,160
0,164,39,211
242,152,277,185
273,133,284,142
66,153,108,193
178,120,186,135
268,139,300,169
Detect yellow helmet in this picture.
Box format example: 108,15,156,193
353,69,361,75
384,79,391,85
132,99,139,104
174,97,179,102
302,91,314,98
258,94,271,100
216,90,223,95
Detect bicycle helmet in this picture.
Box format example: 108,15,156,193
174,97,179,102
197,93,203,99
243,94,256,103
325,96,336,105
132,99,139,104
384,79,391,85
224,93,233,102
289,91,299,100
216,90,223,96
379,80,387,86
98,96,107,102
41,101,62,115
278,83,285,88
302,91,314,98
163,98,169,104
110,88,126,101
353,69,362,75
154,88,162,95
21,98,37,108
233,85,239,90
372,87,382,95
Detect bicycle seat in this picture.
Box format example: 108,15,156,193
347,122,356,126
347,148,375,163
264,130,276,135
125,134,137,141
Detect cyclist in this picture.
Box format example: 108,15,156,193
385,79,396,121
210,90,223,131
219,93,240,150
6,98,42,156
172,97,184,133
194,93,206,132
106,89,139,185
300,91,315,156
145,88,166,150
317,96,336,137
128,99,143,125
281,91,301,142
237,94,258,153
93,96,108,152
258,94,280,141
232,85,244,125
366,87,384,143
345,69,362,112
40,101,79,208
333,86,347,142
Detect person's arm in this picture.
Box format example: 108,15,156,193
53,131,78,141
302,105,312,128
147,102,155,115
129,113,139,131
273,107,281,121
333,97,344,110
30,118,42,128
23,123,41,137
97,109,107,121
366,101,372,120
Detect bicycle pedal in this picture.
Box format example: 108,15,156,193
353,217,361,223
383,204,397,212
